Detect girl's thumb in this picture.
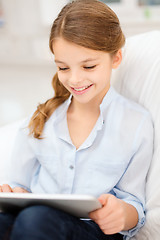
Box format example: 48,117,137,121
98,194,108,206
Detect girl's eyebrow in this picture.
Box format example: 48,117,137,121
55,58,99,64
81,58,99,63
55,60,66,64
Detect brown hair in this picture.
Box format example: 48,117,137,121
29,0,125,139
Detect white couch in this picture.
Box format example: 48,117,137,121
112,31,160,240
0,31,160,239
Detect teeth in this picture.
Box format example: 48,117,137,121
74,87,86,91
74,85,91,91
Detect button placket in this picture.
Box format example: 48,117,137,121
69,165,74,170
63,150,76,193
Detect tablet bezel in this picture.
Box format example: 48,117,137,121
0,193,102,218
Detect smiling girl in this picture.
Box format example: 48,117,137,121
0,1,153,240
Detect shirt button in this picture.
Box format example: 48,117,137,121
69,165,74,170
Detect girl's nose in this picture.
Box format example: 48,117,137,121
69,70,83,86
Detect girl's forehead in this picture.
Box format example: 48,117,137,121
53,38,94,53
52,38,110,61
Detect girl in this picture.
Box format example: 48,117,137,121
0,0,153,240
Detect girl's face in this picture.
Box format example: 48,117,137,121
53,38,121,105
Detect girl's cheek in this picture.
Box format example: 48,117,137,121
57,73,63,82
58,76,69,88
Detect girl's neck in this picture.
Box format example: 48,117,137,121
69,97,100,117
67,97,101,149
68,84,110,116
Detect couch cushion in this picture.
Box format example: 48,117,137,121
111,30,160,240
0,120,24,183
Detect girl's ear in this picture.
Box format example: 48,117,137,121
112,49,122,69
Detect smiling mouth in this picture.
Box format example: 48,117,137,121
72,84,93,92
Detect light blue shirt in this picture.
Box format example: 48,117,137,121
8,86,153,239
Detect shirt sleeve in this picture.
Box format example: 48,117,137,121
113,113,154,239
6,119,39,192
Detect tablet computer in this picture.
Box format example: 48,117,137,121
0,193,102,218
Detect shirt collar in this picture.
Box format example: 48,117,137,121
54,86,117,123
53,94,72,124
100,86,118,114
53,86,118,150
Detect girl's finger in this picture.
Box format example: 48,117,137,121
2,184,13,192
13,187,29,193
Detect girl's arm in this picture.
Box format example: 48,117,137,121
90,113,153,236
6,119,38,192
89,193,138,234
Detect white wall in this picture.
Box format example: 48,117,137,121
0,64,55,125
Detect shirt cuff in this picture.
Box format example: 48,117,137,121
120,217,145,239
120,200,145,239
8,181,31,192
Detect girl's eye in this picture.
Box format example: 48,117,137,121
58,67,69,71
84,65,96,70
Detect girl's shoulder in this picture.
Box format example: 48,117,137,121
105,87,153,139
107,88,153,150
111,87,151,119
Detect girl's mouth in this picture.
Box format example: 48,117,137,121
71,84,93,95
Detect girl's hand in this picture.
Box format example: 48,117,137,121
89,194,138,235
0,184,29,193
